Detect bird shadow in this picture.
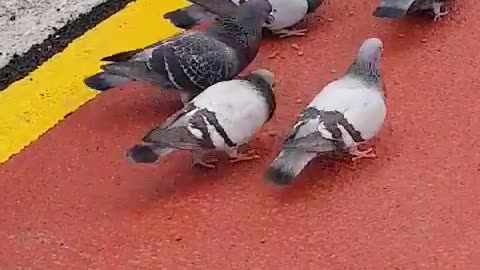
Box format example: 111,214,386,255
264,149,383,204
379,13,452,53
86,82,183,133
130,138,273,204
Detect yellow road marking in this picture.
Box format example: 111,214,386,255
0,0,189,164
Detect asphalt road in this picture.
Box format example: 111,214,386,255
1,0,107,68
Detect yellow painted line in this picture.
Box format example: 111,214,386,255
0,0,189,164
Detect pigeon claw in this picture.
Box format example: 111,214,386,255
273,28,308,38
432,2,449,21
433,10,449,21
191,159,218,169
228,149,260,164
191,152,218,169
349,146,377,161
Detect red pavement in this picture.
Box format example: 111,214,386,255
2,0,480,269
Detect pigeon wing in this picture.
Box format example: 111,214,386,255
149,32,238,92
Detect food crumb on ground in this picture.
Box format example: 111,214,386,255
267,131,277,137
291,43,301,51
268,50,279,59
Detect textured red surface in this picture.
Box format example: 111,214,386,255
2,0,480,269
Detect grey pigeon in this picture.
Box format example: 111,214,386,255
164,0,324,38
264,38,387,186
126,69,276,168
84,0,272,104
373,0,450,21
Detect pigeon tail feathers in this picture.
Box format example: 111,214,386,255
164,4,216,29
101,62,173,89
373,0,417,18
187,0,239,18
101,49,144,62
264,149,317,185
83,72,130,91
126,144,174,163
373,6,408,18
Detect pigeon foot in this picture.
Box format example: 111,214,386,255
191,151,218,169
349,145,377,161
432,2,449,21
433,10,448,21
227,148,260,164
273,28,308,38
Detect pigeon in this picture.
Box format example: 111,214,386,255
164,0,324,38
373,0,450,21
84,0,273,104
264,38,386,186
126,69,276,168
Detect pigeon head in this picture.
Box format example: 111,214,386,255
345,37,384,86
356,38,383,66
251,69,275,87
236,0,273,25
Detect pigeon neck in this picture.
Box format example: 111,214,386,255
209,17,263,62
244,74,276,121
307,0,323,13
346,57,382,87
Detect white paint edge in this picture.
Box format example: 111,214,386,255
0,0,109,69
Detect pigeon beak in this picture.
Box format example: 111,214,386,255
266,14,275,25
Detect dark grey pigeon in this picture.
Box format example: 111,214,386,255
164,0,324,39
126,69,276,169
373,0,450,21
84,0,272,104
163,0,240,29
264,38,387,186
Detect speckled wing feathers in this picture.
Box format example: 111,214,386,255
283,107,350,153
142,104,215,150
263,107,364,185
149,32,237,93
